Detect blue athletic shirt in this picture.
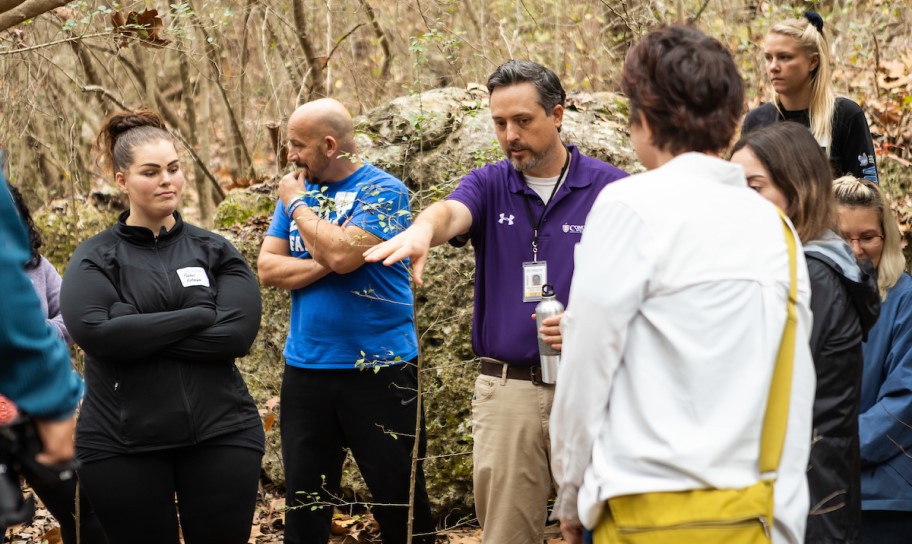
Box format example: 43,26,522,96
265,163,418,369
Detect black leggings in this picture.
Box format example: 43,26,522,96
78,445,262,544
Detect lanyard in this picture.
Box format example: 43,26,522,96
521,147,570,262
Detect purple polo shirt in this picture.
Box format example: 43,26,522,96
447,145,627,366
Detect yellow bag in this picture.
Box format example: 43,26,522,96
593,212,798,544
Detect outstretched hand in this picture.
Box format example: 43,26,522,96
363,223,434,285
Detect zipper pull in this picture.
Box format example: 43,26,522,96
759,516,770,539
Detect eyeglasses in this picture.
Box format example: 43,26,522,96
845,234,884,249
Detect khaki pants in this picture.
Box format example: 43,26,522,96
472,373,555,544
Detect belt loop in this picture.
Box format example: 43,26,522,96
500,362,508,386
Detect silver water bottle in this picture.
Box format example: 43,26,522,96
535,284,564,384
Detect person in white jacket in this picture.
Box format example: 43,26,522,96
550,25,816,544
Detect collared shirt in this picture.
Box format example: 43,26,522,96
550,153,816,544
446,145,627,365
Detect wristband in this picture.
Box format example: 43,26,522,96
286,198,306,219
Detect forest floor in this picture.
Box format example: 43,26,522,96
6,482,566,543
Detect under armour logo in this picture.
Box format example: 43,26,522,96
499,213,515,225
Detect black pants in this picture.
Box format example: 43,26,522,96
78,445,262,544
281,363,435,544
861,510,912,544
1,469,107,544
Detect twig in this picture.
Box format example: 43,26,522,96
498,22,514,60
0,31,109,56
598,0,637,36
170,130,227,200
689,0,712,24
325,23,364,68
872,33,882,100
358,0,389,78
81,85,128,110
518,0,538,27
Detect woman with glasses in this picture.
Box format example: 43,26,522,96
835,176,912,543
742,11,878,183
731,121,880,544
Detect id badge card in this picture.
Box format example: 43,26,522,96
522,261,547,302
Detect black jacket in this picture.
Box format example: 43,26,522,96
743,98,879,183
61,212,262,454
804,233,880,544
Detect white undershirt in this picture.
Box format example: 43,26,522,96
525,174,561,204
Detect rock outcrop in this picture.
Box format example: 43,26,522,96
221,86,637,516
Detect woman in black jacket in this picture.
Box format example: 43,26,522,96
732,122,880,544
61,110,264,544
741,11,878,183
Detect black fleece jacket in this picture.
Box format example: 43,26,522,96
61,211,262,453
804,242,880,544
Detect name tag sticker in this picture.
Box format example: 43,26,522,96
176,267,210,288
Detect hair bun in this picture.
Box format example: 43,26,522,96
804,11,824,33
106,109,165,139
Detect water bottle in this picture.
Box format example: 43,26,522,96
535,284,564,384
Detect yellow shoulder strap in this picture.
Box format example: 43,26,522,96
759,210,799,474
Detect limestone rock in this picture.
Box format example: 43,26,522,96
219,86,637,517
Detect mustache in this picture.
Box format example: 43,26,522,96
507,143,528,152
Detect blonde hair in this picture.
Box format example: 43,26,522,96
833,176,905,299
768,18,836,156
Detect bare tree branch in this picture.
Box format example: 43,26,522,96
81,85,128,110
0,32,109,56
325,23,363,69
291,0,325,98
170,129,226,201
358,0,390,79
186,0,254,179
0,0,67,33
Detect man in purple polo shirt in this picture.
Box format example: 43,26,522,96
365,60,627,543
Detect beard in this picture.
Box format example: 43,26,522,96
295,153,329,184
505,142,552,173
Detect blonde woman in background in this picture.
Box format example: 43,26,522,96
835,177,912,543
743,11,878,183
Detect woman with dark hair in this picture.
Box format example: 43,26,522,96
550,25,816,544
60,110,264,544
834,177,912,543
2,183,107,544
731,122,880,544
742,11,878,183
6,183,70,344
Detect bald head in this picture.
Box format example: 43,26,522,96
286,98,361,183
289,98,356,153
